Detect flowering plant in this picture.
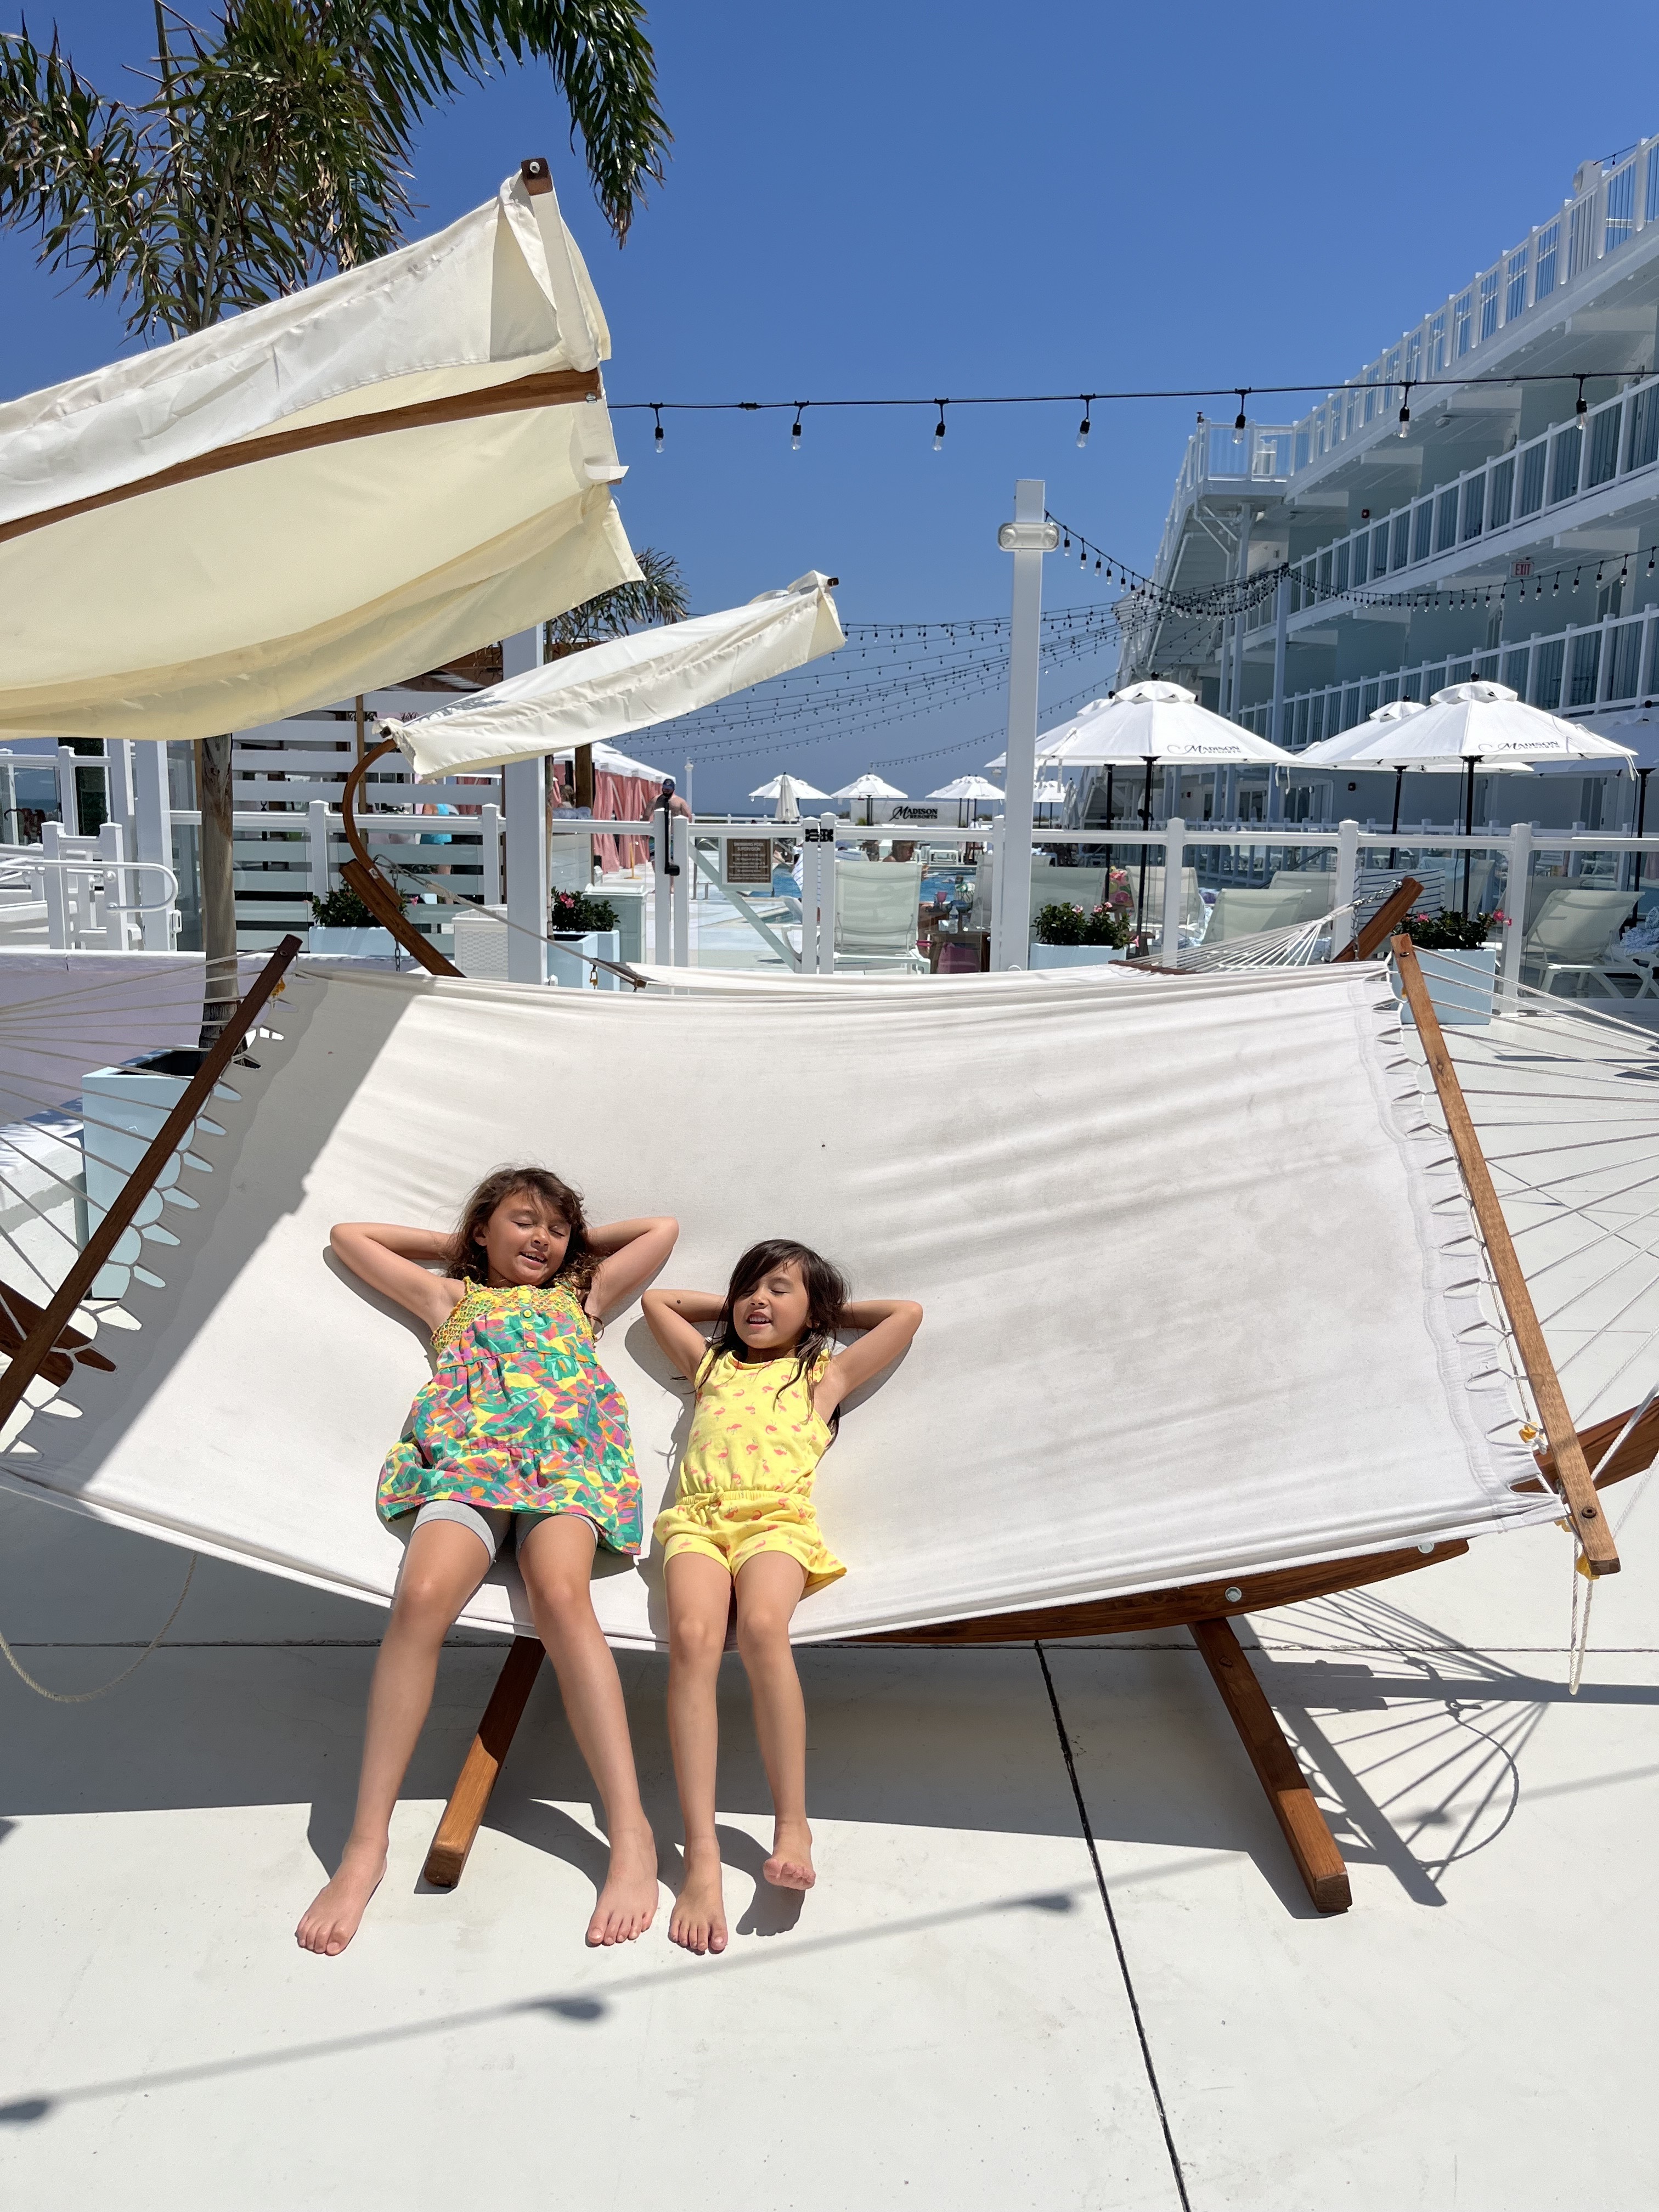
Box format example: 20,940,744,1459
1036,899,1136,949
1401,909,1496,951
551,889,619,934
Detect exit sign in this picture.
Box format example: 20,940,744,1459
1511,558,1532,578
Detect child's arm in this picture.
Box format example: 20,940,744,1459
642,1287,723,1382
586,1216,679,1319
330,1222,462,1335
814,1297,924,1422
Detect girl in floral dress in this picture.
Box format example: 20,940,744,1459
296,1167,676,1959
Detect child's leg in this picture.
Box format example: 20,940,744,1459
664,1550,735,1954
296,1519,490,1955
733,1551,814,1890
516,1514,659,1948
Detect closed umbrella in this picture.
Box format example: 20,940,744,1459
774,774,802,823
1344,681,1636,910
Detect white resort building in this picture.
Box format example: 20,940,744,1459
1122,141,1659,834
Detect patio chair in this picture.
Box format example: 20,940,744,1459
835,857,927,972
1028,861,1109,922
1519,887,1643,998
1205,886,1314,945
1267,870,1335,923
1131,865,1205,933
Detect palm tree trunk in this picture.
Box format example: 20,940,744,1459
195,734,238,1044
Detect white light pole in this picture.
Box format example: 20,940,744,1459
994,479,1059,970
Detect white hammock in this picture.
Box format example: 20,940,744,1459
0,960,1555,1646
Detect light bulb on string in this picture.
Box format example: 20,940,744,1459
791,405,804,452
1576,376,1588,417
651,403,664,455
1398,382,1412,438
1076,401,1092,450
932,402,947,452
1233,390,1248,442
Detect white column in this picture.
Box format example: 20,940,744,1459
1229,507,1252,715
992,481,1058,970
1500,821,1532,1009
1331,817,1360,955
672,813,691,967
481,803,503,905
41,819,71,947
132,740,175,949
55,747,81,836
104,740,137,848
1159,820,1186,964
94,821,126,948
500,627,548,984
307,800,332,905
652,800,672,966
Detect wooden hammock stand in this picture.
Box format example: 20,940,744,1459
0,895,1643,1922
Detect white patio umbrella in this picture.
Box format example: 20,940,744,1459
1030,681,1293,935
749,772,828,802
928,772,1005,825
1343,681,1637,909
774,775,805,823
834,770,907,826
1300,697,1531,845
833,772,909,798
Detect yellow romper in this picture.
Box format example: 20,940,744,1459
653,1348,846,1594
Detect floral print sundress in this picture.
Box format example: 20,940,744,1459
376,1281,642,1555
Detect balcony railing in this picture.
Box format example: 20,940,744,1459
1234,605,1659,748
1152,422,1294,580
1248,372,1659,633
1285,138,1659,477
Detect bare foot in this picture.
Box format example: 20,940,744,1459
586,1820,659,1948
669,1842,728,1955
296,1842,386,1956
764,1817,815,1891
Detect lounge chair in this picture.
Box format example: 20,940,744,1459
1267,870,1335,923
1205,886,1316,945
835,857,927,971
1519,887,1642,998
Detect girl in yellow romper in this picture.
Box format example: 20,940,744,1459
645,1239,923,1956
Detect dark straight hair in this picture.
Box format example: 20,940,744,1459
698,1238,849,1398
445,1165,597,1306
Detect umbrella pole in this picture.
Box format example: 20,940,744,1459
1104,766,1114,872
1462,759,1476,915
1387,768,1404,872
1135,757,1154,949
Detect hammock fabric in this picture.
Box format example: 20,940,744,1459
0,961,1551,1645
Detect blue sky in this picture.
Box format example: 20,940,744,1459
5,3,1659,805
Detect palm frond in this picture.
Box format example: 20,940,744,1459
545,545,688,651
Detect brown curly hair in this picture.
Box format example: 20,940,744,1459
445,1166,597,1307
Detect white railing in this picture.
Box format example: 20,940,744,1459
1286,139,1659,479
1255,371,1659,628
1237,606,1659,747
1152,422,1295,581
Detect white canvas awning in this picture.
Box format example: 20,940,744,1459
387,575,845,779
0,170,639,745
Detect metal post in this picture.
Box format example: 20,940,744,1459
1331,817,1360,955
1268,571,1290,831
1159,820,1186,963
501,627,548,985
994,481,1057,970
1229,508,1252,716
1500,821,1531,1009
132,740,174,950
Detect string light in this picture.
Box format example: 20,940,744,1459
1398,382,1412,438
1576,375,1589,417
791,403,804,452
651,403,664,455
1233,390,1249,441
933,401,947,452
1076,399,1092,449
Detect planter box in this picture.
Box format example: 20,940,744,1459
1398,945,1498,1028
1028,942,1128,969
549,929,623,991
307,926,396,957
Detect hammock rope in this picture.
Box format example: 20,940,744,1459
0,1551,195,1702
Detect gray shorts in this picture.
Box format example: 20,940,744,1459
408,1497,597,1561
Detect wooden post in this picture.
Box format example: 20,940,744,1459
1335,875,1423,964
195,732,238,1043
422,1636,544,1887
1393,932,1618,1573
1190,1616,1351,1915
